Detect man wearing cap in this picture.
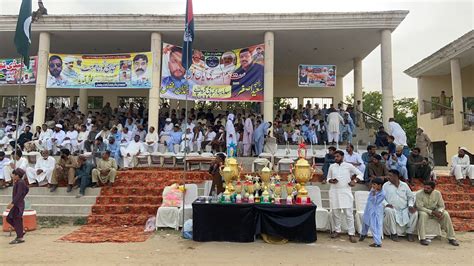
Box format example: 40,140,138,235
387,145,409,181
180,126,194,152
143,126,159,153
120,135,145,169
450,147,474,186
159,118,174,144
166,125,183,153
26,149,56,186
47,124,66,155
383,169,417,242
415,128,431,159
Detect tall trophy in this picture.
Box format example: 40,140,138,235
259,163,272,199
290,143,315,202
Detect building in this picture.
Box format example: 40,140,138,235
405,30,473,165
0,11,408,130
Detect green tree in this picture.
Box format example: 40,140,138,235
345,91,382,119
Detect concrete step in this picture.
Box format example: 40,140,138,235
0,203,92,216
0,187,101,196
0,194,97,205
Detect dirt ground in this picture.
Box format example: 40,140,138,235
1,226,473,265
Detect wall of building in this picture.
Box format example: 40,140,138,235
418,113,474,165
419,64,474,100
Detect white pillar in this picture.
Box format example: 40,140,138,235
381,29,394,128
264,31,274,123
450,58,464,131
79,89,88,114
417,77,426,114
148,32,162,130
353,57,363,107
33,32,50,127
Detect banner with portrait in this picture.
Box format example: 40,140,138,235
160,43,264,102
298,64,336,87
46,52,152,89
0,57,37,85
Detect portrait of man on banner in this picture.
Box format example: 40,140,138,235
131,53,150,87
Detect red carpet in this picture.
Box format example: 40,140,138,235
60,169,212,243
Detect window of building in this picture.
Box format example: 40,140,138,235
274,97,298,110
117,97,148,109
0,96,27,109
47,96,71,108
303,97,333,107
74,96,104,109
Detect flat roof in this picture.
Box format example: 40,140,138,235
0,11,408,77
404,30,474,77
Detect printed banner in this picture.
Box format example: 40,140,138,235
46,52,152,89
160,43,264,102
298,64,336,87
0,57,37,85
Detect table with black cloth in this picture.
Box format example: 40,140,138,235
192,201,317,243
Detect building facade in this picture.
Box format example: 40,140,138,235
0,11,408,129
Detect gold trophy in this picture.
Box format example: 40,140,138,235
291,144,315,201
259,164,272,198
219,162,234,196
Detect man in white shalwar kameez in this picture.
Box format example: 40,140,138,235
327,110,344,144
47,124,66,155
243,115,254,156
35,124,53,151
382,169,418,242
159,118,174,144
450,147,474,185
387,118,408,147
180,127,194,152
344,144,366,173
77,125,89,153
327,150,362,243
226,114,237,146
143,126,159,153
120,135,145,169
26,150,56,185
3,150,29,183
0,151,11,182
59,125,78,152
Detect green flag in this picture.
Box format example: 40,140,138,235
14,0,32,67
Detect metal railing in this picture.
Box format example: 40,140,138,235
461,111,474,129
341,101,383,130
421,99,453,117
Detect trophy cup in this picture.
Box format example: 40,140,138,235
259,163,272,198
291,143,315,202
219,162,234,198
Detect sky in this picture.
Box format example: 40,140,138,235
1,0,473,99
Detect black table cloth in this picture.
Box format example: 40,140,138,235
192,201,317,243
192,202,256,242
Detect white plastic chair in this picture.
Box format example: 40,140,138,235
307,186,330,231
156,184,198,230
252,158,272,173
277,158,294,173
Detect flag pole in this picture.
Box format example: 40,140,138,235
13,57,24,164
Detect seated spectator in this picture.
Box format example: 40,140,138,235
92,136,107,158
50,149,78,193
166,125,183,153
84,124,99,152
34,124,53,152
316,120,327,144
383,169,417,242
362,145,377,182
344,144,365,174
211,126,226,153
201,126,216,152
387,135,396,155
321,146,336,183
192,126,204,153
387,145,408,182
106,136,121,166
47,124,65,155
120,135,145,170
77,125,89,154
26,149,55,187
0,151,12,188
59,125,78,152
143,126,159,153
416,181,459,246
450,147,473,186
375,126,389,148
181,127,194,152
24,126,41,152
17,125,33,150
367,154,389,182
74,155,93,198
407,147,431,185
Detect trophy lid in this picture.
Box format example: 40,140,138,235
226,157,238,165
295,157,310,166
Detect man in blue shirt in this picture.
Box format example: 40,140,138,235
388,145,409,181
167,125,183,153
107,136,121,167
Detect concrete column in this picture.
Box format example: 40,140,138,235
417,77,425,114
450,58,464,131
33,32,50,127
148,32,162,130
170,99,178,110
380,29,394,128
353,57,363,107
79,89,88,114
264,31,274,123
